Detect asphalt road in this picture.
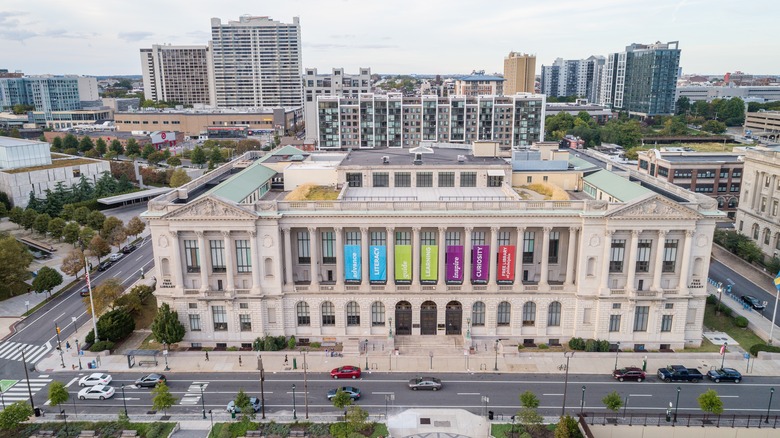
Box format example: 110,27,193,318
0,239,155,380
708,259,780,331
8,371,779,419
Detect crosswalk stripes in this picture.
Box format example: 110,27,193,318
179,381,209,405
0,377,53,409
0,341,52,364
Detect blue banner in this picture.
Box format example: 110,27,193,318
344,245,362,281
369,245,387,282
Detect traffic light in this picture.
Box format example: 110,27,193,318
56,326,61,334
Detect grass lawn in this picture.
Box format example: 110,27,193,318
1,421,174,438
134,295,158,329
684,336,720,353
208,421,387,438
703,302,766,352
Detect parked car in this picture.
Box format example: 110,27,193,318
78,384,115,400
121,244,137,254
97,261,113,271
79,373,112,387
741,295,766,310
330,366,361,379
657,365,703,383
327,386,361,400
408,377,443,391
707,367,743,383
79,286,90,297
226,397,262,413
109,253,124,262
135,373,167,388
612,367,646,382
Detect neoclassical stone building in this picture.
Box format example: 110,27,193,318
144,147,721,351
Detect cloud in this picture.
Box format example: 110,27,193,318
118,31,154,42
329,34,356,39
305,42,397,50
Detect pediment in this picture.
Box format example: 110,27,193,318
164,196,257,220
607,195,701,220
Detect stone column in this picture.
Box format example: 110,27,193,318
168,231,184,290
539,227,551,286
564,227,577,286
438,227,446,287
769,175,777,212
678,230,694,293
386,227,395,284
222,231,235,292
488,227,499,287
361,227,370,284
464,227,473,285
282,227,293,286
752,170,763,212
624,230,639,293
515,227,525,290
412,227,421,287
249,231,261,293
308,227,319,287
651,230,667,292
196,231,209,291
335,227,344,288
600,230,614,292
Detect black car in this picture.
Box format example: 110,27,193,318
121,244,137,254
135,373,167,388
741,295,766,310
97,261,113,272
707,367,742,383
79,286,90,297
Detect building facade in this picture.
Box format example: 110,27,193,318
744,111,780,142
140,44,214,106
504,52,536,94
0,76,99,114
210,16,302,108
303,68,371,143
453,76,504,96
735,148,780,259
599,42,680,116
316,93,546,150
676,86,780,103
541,56,604,103
144,148,719,351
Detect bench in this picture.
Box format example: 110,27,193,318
289,431,306,437
244,431,264,437
78,431,97,437
121,431,139,437
138,360,158,366
32,432,55,438
321,342,336,347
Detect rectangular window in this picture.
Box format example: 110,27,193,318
548,231,560,264
297,231,310,263
663,239,678,272
189,314,201,331
523,232,535,263
395,172,411,187
497,231,511,247
188,303,198,309
420,231,436,246
240,314,252,331
212,306,227,331
445,231,461,246
488,175,503,187
239,302,249,309
322,231,335,264
472,304,485,326
184,240,200,273
372,305,385,326
235,240,251,273
665,303,674,310
210,240,226,273
345,231,361,245
373,172,389,187
612,303,621,309
460,172,477,187
497,304,511,326
371,231,386,246
395,231,411,245
609,314,621,332
635,239,651,272
346,173,362,187
661,315,673,332
633,306,649,332
417,172,433,187
609,239,626,272
438,172,455,187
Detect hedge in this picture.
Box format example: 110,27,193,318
749,344,780,356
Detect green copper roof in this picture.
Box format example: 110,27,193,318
205,161,277,203
583,169,651,202
568,155,599,170
258,145,307,162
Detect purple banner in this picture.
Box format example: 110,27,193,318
472,245,489,282
446,245,464,282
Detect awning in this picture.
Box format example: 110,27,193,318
487,169,505,176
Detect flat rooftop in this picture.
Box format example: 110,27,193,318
342,147,508,167
660,154,743,163
343,187,514,202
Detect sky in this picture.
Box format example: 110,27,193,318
2,0,779,77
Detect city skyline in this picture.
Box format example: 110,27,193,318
2,0,779,77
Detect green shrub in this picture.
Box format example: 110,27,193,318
310,341,321,349
89,341,115,352
598,340,611,352
275,335,287,349
96,308,136,342
306,422,331,436
85,329,95,344
288,335,296,350
584,339,599,352
568,337,586,350
706,294,717,305
538,343,549,349
263,337,279,351
253,337,264,351
226,346,239,351
734,316,749,328
722,307,733,317
749,344,780,356
517,344,524,351
145,422,166,438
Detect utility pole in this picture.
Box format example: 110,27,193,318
303,350,309,419
259,355,266,419
20,347,35,414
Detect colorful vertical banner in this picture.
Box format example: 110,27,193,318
497,245,516,281
369,245,387,282
446,245,464,282
394,245,412,281
420,245,438,281
344,245,361,281
472,245,489,282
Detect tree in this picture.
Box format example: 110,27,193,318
32,266,63,297
331,389,354,410
32,213,51,235
170,169,191,187
22,208,38,230
520,390,540,408
79,227,95,249
110,139,124,156
125,139,141,158
698,389,724,418
554,415,582,438
190,146,207,167
152,382,177,416
47,217,67,240
87,210,106,231
209,147,223,164
95,138,107,156
345,405,369,434
63,133,79,151
126,216,146,239
48,381,69,407
87,278,123,315
675,97,691,115
233,389,254,420
9,128,20,138
60,248,86,277
702,120,727,134
151,303,186,344
662,116,688,136
0,203,6,219
73,206,90,225
63,222,81,246
60,204,76,221
166,156,181,167
9,206,24,228
0,401,33,431
0,236,33,289
95,307,135,341
87,235,111,265
146,151,165,165
602,391,623,417
78,136,95,153
141,144,156,160
51,136,64,152
101,216,124,240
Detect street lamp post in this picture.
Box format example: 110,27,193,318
72,316,78,334
75,340,82,370
20,347,35,413
258,354,266,419
580,386,586,415
388,317,393,338
200,384,206,419
717,283,723,314
364,339,369,370
766,387,775,423
721,342,728,369
163,342,170,371
303,350,309,419
560,351,574,417
493,339,499,372
385,393,394,419
614,342,621,371
292,384,297,420
674,386,681,423
121,384,128,417
429,351,434,370
61,409,68,438
208,410,213,429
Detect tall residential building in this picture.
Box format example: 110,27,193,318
541,56,604,103
303,68,372,142
453,75,504,96
316,93,545,150
210,16,302,108
140,44,214,106
504,52,536,94
0,75,99,115
599,41,680,116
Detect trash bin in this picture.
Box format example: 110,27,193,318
488,411,494,420
34,408,42,417
87,362,92,369
231,410,236,419
293,358,297,370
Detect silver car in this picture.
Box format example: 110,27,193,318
408,377,442,391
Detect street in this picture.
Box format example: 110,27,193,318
709,259,780,329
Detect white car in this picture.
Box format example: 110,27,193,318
79,373,112,387
78,384,115,400
109,253,124,262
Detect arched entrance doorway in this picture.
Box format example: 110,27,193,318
445,301,462,335
395,301,412,336
420,301,437,335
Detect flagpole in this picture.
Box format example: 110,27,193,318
86,271,99,343
769,271,780,345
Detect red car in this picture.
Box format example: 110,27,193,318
612,367,646,382
331,366,361,379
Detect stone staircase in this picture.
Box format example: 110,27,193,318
394,335,465,355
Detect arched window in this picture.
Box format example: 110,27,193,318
321,301,335,326
765,228,772,245
717,197,725,208
346,301,360,326
472,302,485,326
522,302,536,326
371,302,385,326
753,224,760,239
497,301,511,326
548,301,561,327
296,302,310,326
728,198,737,209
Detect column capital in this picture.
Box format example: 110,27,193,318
438,226,447,233
491,226,500,233
307,226,318,233
543,226,553,234
631,230,640,237
568,226,578,233
685,229,695,237
168,230,179,238
465,226,474,233
604,229,615,237
360,226,370,233
385,226,395,232
412,226,421,232
657,229,668,237
334,226,343,232
281,226,291,233
195,231,205,238
248,230,257,238
221,230,231,238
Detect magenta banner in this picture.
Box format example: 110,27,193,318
472,245,489,282
446,245,464,282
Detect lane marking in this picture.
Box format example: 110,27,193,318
718,395,739,398
629,394,653,397
543,393,563,396
65,378,79,388
457,392,481,395
372,391,394,395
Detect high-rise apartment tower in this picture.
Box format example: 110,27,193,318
503,52,536,94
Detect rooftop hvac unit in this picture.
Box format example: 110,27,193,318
413,153,422,165
382,155,390,164
457,155,466,163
